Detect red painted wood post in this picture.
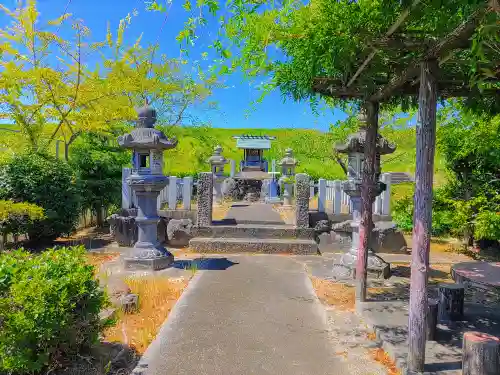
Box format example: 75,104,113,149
407,59,438,373
356,101,379,303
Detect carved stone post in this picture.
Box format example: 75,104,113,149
197,172,214,227
295,173,310,228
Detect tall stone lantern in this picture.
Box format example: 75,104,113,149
279,148,298,207
334,111,396,279
117,104,178,270
207,145,228,205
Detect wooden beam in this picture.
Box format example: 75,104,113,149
369,3,491,102
312,77,498,99
369,37,434,50
407,59,439,373
346,0,422,87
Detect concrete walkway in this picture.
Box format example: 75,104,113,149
134,255,348,375
223,203,285,225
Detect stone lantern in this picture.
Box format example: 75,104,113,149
280,148,297,177
333,111,396,279
117,103,178,270
207,145,228,205
279,148,298,207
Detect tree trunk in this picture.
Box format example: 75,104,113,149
95,205,104,227
64,132,80,161
407,59,438,374
356,101,379,303
463,179,474,247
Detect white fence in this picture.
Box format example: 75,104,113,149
122,168,194,211
122,167,393,215
314,173,392,215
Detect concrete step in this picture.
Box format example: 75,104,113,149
193,225,316,240
189,237,319,255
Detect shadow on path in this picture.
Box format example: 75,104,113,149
173,257,239,271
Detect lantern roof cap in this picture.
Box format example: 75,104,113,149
334,111,396,155
207,145,227,165
136,101,157,128
279,148,298,166
117,103,177,150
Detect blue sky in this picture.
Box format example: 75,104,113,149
0,0,347,131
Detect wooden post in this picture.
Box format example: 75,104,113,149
426,298,439,341
356,101,379,303
407,59,438,373
463,332,500,375
438,283,465,322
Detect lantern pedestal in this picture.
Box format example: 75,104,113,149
122,174,174,270
332,180,390,280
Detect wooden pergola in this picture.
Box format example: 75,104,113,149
309,1,499,372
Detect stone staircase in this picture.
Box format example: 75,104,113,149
189,224,319,254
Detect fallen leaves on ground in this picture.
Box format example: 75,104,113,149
86,252,120,271
370,348,401,375
310,277,355,311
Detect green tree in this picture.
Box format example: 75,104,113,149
0,0,218,160
437,104,500,245
69,133,130,226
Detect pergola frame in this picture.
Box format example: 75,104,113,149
310,1,499,373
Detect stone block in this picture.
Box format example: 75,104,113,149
166,218,193,247
123,253,174,271
120,293,139,314
331,220,407,254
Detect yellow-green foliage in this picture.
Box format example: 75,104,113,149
0,200,45,240
0,200,45,222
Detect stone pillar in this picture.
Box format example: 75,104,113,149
197,172,213,226
318,178,326,213
295,173,310,228
230,159,236,177
213,177,224,205
183,176,192,210
282,183,292,206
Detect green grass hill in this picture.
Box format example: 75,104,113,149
161,126,447,184
0,125,447,193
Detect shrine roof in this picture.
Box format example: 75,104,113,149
233,135,276,149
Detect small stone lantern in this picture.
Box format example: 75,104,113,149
333,110,396,279
279,148,298,207
280,148,297,177
207,145,228,205
117,103,178,270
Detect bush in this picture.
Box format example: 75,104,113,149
392,189,456,236
0,153,80,240
0,200,45,247
0,246,107,373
